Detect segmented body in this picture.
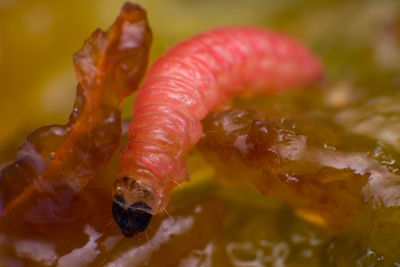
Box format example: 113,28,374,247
117,27,323,215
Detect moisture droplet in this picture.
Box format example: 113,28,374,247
48,152,56,160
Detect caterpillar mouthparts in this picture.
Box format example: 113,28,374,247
112,195,152,237
112,177,155,237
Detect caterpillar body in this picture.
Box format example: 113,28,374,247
111,27,323,237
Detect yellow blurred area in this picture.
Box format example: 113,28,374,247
0,0,295,160
1,0,399,159
1,0,399,162
2,1,400,265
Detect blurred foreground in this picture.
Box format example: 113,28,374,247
1,0,400,266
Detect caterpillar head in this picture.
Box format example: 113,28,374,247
112,177,155,237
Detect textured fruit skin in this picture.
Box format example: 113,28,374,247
119,27,323,213
0,3,151,223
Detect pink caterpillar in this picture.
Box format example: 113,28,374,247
111,27,323,237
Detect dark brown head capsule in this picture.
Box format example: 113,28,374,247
112,195,152,237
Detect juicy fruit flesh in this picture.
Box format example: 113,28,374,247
2,0,400,266
200,108,371,229
3,100,399,266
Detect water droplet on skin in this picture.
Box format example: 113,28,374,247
323,143,336,151
48,152,56,160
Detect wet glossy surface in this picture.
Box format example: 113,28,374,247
1,0,400,266
0,1,151,246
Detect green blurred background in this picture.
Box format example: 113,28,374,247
0,0,399,161
2,1,400,265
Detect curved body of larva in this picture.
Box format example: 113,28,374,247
113,27,322,236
